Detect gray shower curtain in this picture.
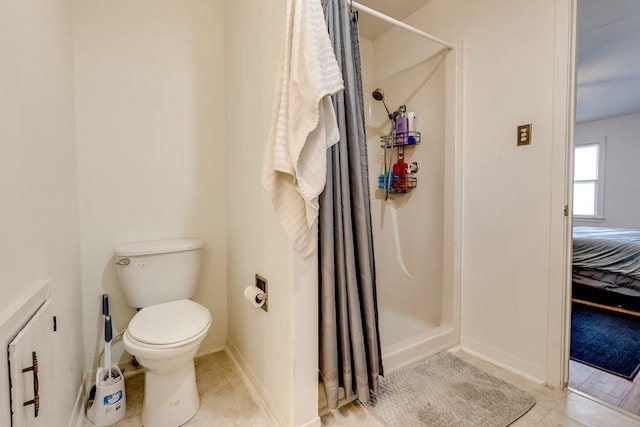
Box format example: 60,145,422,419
319,0,383,409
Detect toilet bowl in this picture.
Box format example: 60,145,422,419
115,238,210,426
123,299,211,427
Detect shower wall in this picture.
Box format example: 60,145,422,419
361,30,458,371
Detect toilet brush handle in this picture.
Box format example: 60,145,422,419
105,315,113,343
102,294,110,317
104,315,113,381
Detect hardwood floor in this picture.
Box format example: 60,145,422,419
573,298,640,318
569,360,640,416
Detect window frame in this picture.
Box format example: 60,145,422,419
573,137,606,220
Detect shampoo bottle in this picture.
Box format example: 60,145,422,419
395,106,408,145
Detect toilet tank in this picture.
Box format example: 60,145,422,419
114,238,204,308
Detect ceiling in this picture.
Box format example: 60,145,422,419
576,0,640,122
355,0,640,123
354,0,430,41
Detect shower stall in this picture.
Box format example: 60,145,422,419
360,25,463,373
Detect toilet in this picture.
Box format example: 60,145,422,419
114,238,211,427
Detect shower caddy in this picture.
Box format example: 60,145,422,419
379,128,421,197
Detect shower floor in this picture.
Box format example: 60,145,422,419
378,307,456,373
378,307,438,349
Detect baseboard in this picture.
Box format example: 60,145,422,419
382,324,457,373
69,381,86,427
199,333,226,355
225,339,286,426
318,392,357,418
296,416,321,427
461,338,546,384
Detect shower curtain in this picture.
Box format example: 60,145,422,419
319,0,383,409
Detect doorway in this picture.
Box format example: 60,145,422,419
567,0,640,416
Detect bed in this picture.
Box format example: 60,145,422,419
572,226,640,312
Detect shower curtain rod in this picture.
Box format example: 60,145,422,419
351,1,453,50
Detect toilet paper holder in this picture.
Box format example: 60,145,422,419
254,292,267,304
241,274,269,312
255,274,268,312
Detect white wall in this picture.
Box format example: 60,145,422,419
224,0,320,426
574,112,640,229
72,0,228,370
0,1,85,425
393,0,571,382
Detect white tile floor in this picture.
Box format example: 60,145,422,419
86,350,640,426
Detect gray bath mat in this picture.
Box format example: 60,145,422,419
365,352,536,427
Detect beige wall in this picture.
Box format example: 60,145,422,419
72,0,228,369
0,0,84,425
363,0,572,383
223,0,320,425
394,0,571,382
224,0,572,422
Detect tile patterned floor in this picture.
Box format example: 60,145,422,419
84,350,640,426
83,351,269,427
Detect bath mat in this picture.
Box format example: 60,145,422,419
570,302,640,380
364,352,536,427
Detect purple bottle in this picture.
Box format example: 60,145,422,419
395,108,408,145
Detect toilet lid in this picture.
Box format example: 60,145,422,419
128,300,211,345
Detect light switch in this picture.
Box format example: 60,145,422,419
517,124,532,146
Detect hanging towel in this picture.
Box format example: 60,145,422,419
262,0,344,258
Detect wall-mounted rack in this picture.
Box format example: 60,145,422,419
380,131,421,148
378,131,421,196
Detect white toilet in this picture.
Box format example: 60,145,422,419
114,238,211,427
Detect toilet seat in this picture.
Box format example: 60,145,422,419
127,299,211,348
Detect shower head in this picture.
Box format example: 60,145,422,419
372,88,384,101
372,88,394,122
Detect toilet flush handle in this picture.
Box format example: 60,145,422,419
115,258,130,266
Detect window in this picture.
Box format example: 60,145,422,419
573,139,605,218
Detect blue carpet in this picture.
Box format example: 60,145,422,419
571,303,640,380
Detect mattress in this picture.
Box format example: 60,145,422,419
572,226,640,282
572,268,640,311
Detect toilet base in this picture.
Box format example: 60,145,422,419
141,360,199,427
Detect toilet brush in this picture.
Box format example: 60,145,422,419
86,295,126,425
87,295,111,401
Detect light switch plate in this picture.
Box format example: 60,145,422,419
517,124,532,146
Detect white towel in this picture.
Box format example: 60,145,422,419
263,0,344,258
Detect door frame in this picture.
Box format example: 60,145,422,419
546,0,577,390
